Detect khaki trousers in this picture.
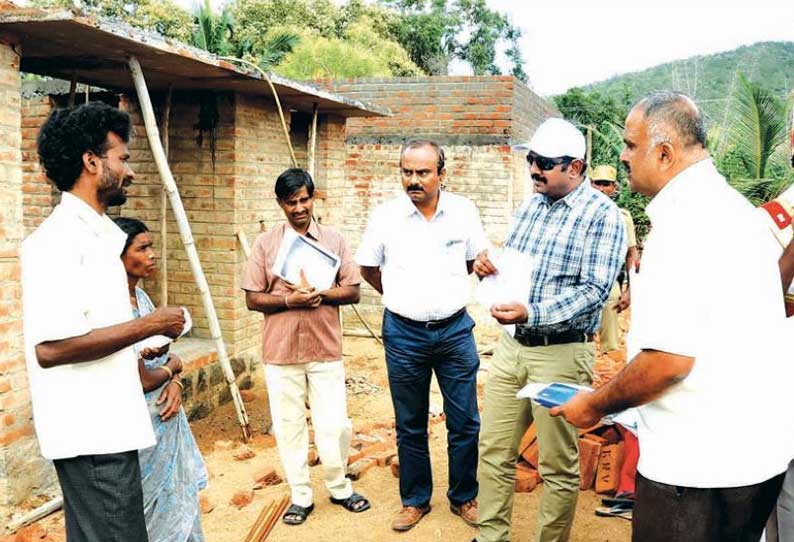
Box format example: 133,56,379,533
265,360,353,507
598,282,621,352
478,333,595,542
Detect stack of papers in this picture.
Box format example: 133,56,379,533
137,307,193,350
272,228,341,291
475,246,533,335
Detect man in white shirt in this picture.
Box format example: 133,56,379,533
23,102,186,542
551,92,794,541
356,140,488,532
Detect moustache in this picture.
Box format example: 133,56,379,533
406,185,424,192
531,174,547,183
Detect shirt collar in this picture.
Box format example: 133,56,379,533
399,191,448,219
60,191,124,241
282,218,321,240
540,178,590,209
645,158,714,223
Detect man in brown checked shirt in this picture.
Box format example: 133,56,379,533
242,168,370,526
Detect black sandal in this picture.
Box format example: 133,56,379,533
330,492,371,513
282,503,314,525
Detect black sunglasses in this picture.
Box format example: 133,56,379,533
526,152,573,171
593,180,616,187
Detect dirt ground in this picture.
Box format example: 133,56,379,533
14,320,632,542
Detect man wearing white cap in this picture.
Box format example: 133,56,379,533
473,118,627,542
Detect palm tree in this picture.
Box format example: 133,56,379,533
191,0,234,56
723,72,789,205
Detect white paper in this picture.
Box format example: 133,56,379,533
137,307,193,350
272,228,341,291
475,246,533,335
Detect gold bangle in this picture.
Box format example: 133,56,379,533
171,378,184,390
161,365,173,379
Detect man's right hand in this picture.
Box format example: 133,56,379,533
473,250,498,278
147,306,186,338
286,288,322,309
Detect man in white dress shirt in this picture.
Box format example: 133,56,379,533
23,102,185,542
551,92,794,542
357,139,488,532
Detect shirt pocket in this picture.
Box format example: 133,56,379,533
442,238,468,276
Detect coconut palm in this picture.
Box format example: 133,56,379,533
191,0,234,56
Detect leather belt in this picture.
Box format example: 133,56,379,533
514,327,595,347
389,307,467,330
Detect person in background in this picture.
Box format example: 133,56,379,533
590,164,639,353
115,216,208,542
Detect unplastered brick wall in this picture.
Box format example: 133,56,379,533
315,76,559,328
0,39,57,522
21,94,54,235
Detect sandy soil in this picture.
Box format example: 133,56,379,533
12,321,632,542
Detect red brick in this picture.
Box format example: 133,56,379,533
595,442,626,494
578,437,602,491
346,458,376,481
230,489,254,509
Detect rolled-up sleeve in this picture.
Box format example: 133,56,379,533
241,233,269,293
355,211,385,267
336,235,361,286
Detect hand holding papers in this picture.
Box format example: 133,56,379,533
475,247,533,335
517,382,639,434
138,307,193,350
272,227,341,291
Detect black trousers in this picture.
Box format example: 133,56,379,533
632,471,784,542
53,450,148,542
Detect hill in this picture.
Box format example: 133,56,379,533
584,41,794,121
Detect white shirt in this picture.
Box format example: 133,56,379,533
627,159,794,488
21,192,155,459
356,191,488,321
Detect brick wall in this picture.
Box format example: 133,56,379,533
21,94,53,235
0,38,58,522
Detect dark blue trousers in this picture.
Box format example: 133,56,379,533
383,308,480,508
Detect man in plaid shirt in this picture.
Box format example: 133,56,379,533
473,118,627,542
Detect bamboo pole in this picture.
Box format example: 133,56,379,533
218,57,297,167
237,230,251,259
67,71,77,107
128,56,251,441
160,86,172,306
5,497,62,534
307,102,318,178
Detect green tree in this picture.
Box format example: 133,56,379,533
554,87,651,240
716,73,792,205
379,0,527,81
31,0,193,42
191,0,234,56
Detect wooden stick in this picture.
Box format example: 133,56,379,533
160,85,172,306
5,496,62,534
237,230,251,259
67,71,77,106
257,496,289,542
307,101,318,178
128,56,251,441
243,498,276,542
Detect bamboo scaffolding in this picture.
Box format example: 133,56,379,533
128,56,251,441
307,102,318,178
160,86,172,305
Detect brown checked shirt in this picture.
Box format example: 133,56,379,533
241,220,360,365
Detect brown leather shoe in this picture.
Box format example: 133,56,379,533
450,499,478,527
391,504,431,531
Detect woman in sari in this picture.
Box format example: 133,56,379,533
115,216,208,542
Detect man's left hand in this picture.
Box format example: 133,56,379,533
157,380,182,421
614,289,630,313
490,302,528,324
549,391,603,428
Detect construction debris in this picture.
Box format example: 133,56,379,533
345,375,381,395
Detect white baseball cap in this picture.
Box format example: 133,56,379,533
513,117,586,160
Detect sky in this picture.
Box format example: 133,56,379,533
174,0,794,96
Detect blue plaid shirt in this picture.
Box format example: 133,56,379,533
505,179,627,334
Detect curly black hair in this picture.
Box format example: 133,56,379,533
37,102,132,192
